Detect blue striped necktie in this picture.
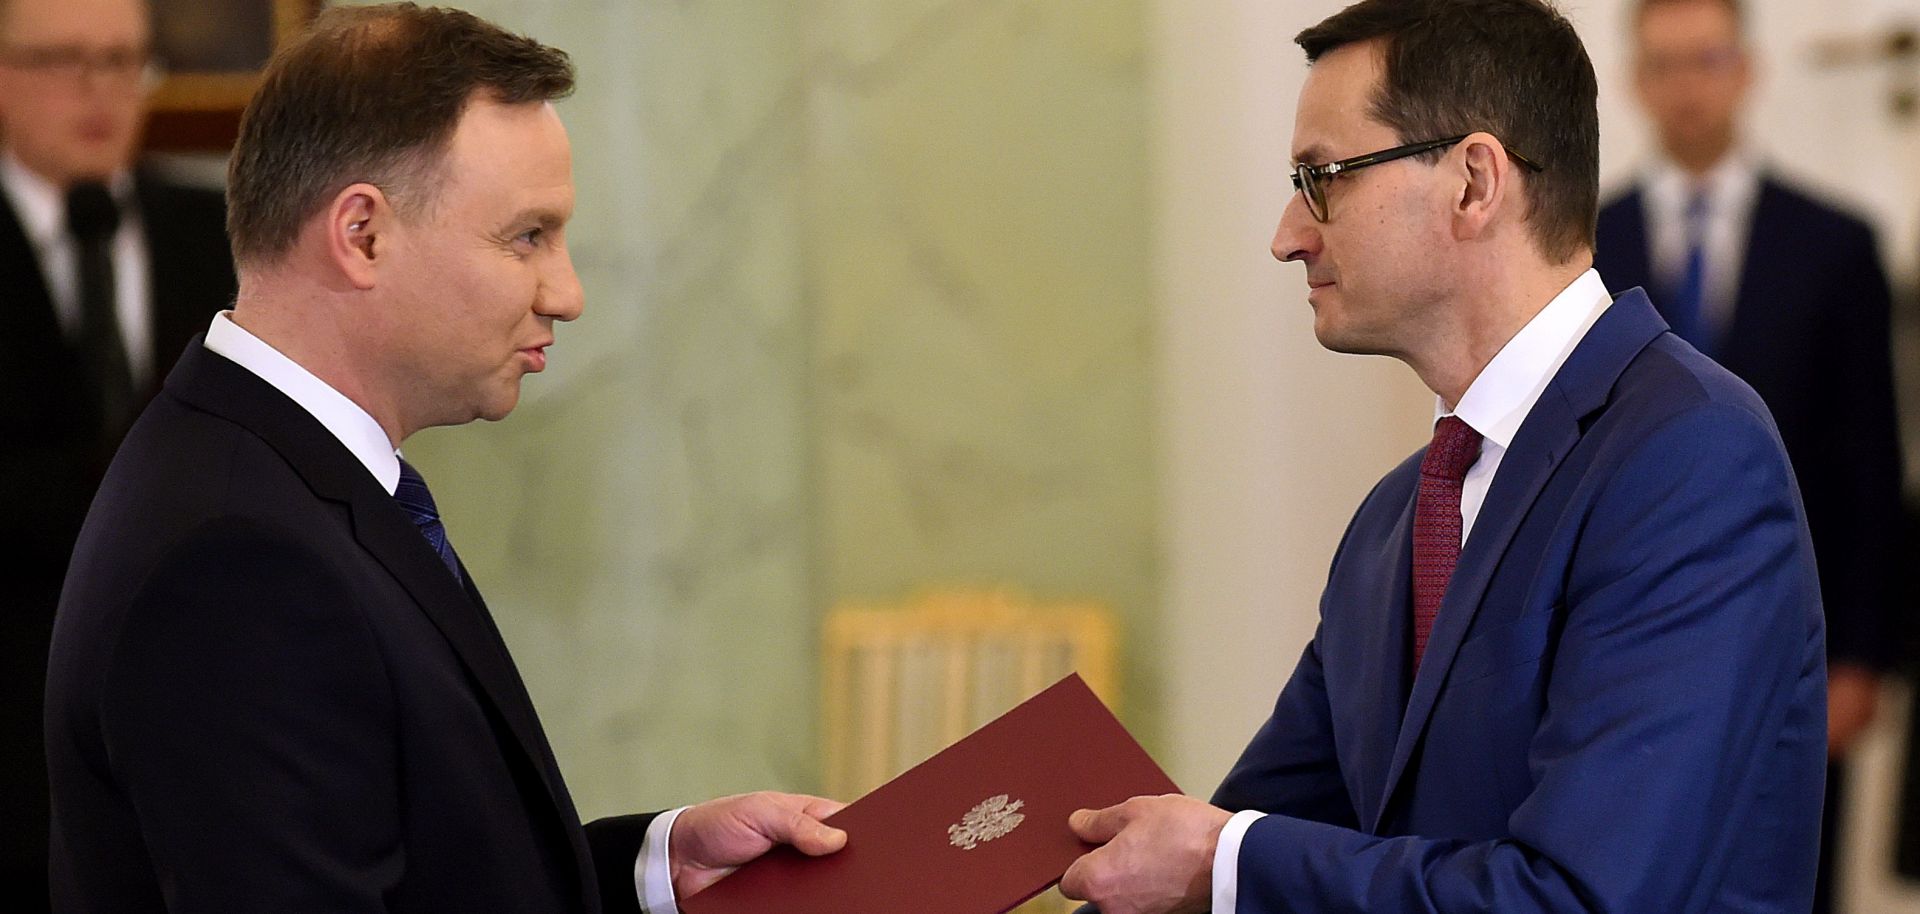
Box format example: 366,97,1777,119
395,458,462,584
1666,189,1712,355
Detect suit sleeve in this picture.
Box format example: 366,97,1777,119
1212,484,1400,829
1814,219,1903,670
1211,631,1357,829
1232,402,1824,913
586,813,658,914
99,519,404,912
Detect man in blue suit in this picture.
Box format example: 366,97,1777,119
1059,0,1826,911
1593,5,1901,906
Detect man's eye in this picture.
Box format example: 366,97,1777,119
516,228,544,247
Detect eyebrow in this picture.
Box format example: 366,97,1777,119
1292,143,1330,165
508,207,570,231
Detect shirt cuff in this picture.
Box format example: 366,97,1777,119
1211,809,1266,914
636,806,689,914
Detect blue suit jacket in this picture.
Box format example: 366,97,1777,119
1212,290,1827,912
1594,177,1901,669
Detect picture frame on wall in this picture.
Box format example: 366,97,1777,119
143,0,321,151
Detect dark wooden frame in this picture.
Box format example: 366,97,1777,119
142,0,321,152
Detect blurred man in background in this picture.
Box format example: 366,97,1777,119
1594,4,1903,908
0,0,233,905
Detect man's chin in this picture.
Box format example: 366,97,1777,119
50,138,138,182
18,150,118,187
1311,322,1392,358
477,387,523,423
1311,316,1360,354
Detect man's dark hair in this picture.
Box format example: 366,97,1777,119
1296,0,1599,264
226,3,575,266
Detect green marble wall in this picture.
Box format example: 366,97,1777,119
804,0,1161,745
385,0,1157,818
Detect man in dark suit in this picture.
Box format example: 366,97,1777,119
45,5,844,912
1592,3,1902,909
1060,1,1826,912
0,0,234,905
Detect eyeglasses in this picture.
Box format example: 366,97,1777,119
1291,135,1545,222
0,44,157,90
1636,46,1743,80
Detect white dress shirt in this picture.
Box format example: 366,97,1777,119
201,313,683,909
1445,268,1614,544
1209,269,1615,913
203,312,400,492
1639,152,1760,343
2,152,156,386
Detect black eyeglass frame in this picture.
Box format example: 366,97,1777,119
1290,134,1545,222
0,43,158,87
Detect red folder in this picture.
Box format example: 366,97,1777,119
678,674,1179,914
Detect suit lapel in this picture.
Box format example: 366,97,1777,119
1348,489,1415,831
1370,290,1671,833
0,186,62,353
135,173,236,397
1615,189,1656,295
166,343,592,881
1371,389,1579,833
1719,177,1786,374
135,175,180,393
343,474,595,875
347,482,571,797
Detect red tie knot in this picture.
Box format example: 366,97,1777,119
1422,416,1482,482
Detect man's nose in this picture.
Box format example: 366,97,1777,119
539,246,585,322
1271,192,1318,263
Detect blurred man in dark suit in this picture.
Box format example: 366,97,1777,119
0,0,233,905
1593,3,1902,908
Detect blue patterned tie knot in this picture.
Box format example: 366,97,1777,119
1668,188,1713,355
395,458,462,583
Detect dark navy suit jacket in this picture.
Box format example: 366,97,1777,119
1595,176,1901,669
1213,290,1826,912
45,342,653,913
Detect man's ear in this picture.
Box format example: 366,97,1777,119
324,183,391,291
1451,132,1513,242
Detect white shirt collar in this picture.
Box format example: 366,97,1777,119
0,151,136,243
202,311,403,495
1440,268,1613,449
1,152,68,249
1643,149,1760,219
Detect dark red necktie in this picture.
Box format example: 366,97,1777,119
1413,416,1482,674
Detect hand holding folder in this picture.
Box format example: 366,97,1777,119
679,674,1179,914
1058,794,1231,914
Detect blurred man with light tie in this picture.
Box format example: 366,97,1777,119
1594,4,1902,908
0,0,233,906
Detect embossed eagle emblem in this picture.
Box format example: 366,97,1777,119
948,794,1026,850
